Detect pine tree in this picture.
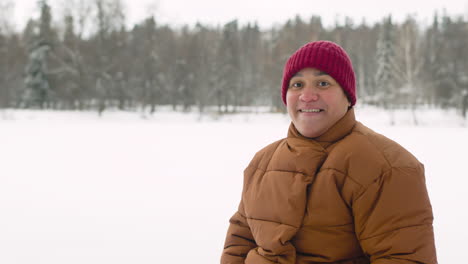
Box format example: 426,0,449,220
421,12,442,105
353,19,376,103
0,0,22,108
38,0,53,45
215,20,241,113
189,23,218,114
131,16,161,114
435,14,459,107
57,13,85,109
21,0,54,108
22,41,51,108
239,23,262,106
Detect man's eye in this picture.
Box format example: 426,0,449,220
318,81,329,87
291,82,303,88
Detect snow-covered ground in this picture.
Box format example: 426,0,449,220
0,106,466,263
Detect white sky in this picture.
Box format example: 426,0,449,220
10,0,468,31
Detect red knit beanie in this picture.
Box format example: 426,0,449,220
281,41,356,106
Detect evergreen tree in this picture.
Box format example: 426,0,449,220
0,1,24,108
189,23,218,114
129,16,161,113
174,26,193,111
22,41,51,108
38,0,53,45
440,15,468,112
153,25,176,108
421,13,442,105
56,13,85,109
21,0,54,108
239,23,262,106
435,14,459,107
353,19,377,102
90,0,126,113
215,20,241,113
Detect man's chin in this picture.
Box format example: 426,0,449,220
296,126,324,138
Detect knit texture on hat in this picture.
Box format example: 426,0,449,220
281,41,356,106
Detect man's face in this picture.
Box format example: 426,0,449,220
286,68,350,138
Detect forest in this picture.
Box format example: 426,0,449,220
0,0,467,117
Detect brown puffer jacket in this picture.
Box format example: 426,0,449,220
221,109,437,264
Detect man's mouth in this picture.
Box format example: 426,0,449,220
299,109,324,113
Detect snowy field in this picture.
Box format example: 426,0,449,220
0,106,466,264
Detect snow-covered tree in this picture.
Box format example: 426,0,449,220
375,17,398,109
38,0,53,45
238,22,262,106
394,16,424,124
91,0,127,113
187,23,218,114
0,1,25,108
22,41,52,108
21,0,55,108
374,16,400,124
128,16,161,113
214,20,241,113
352,19,377,103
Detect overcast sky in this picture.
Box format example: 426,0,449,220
11,0,468,31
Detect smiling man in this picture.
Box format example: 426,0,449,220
221,41,437,264
286,68,350,138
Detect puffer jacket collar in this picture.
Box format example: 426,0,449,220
287,108,357,149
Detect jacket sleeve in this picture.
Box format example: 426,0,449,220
221,201,257,264
353,164,437,263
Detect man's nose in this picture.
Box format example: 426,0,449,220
299,86,319,102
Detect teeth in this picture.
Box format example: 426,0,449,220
301,109,321,113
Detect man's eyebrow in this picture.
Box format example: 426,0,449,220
292,73,303,77
291,71,329,78
314,71,329,76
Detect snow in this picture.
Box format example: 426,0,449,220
0,106,466,263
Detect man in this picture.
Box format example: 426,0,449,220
221,41,437,264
